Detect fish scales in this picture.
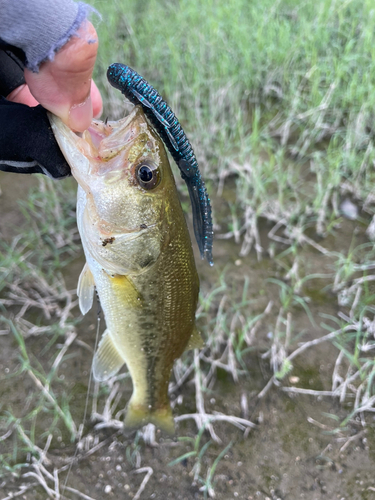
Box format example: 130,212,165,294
50,105,202,433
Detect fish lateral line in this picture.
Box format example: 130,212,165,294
106,62,213,265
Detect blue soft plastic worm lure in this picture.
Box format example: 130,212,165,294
107,63,214,265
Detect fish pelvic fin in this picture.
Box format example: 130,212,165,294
77,262,95,315
184,326,205,351
92,329,125,382
124,401,175,435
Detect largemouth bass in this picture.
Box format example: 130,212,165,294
50,106,203,433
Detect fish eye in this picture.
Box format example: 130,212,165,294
135,161,160,190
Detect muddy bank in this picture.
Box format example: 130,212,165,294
1,172,375,500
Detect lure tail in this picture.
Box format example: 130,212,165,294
107,62,214,265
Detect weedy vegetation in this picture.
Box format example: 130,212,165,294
2,0,375,498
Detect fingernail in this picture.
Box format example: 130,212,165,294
69,95,93,132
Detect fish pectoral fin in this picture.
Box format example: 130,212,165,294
184,326,205,351
124,401,175,435
110,274,142,308
77,262,95,315
92,330,125,382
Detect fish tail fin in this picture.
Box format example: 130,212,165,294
124,400,175,435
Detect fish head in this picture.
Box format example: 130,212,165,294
50,107,179,274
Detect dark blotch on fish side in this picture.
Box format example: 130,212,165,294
102,237,115,247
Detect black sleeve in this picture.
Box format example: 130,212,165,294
0,47,26,97
0,45,71,179
0,98,71,178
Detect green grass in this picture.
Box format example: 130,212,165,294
0,177,82,469
92,0,375,238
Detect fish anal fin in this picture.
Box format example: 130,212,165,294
124,401,175,435
77,262,95,315
110,274,142,307
93,330,125,382
185,326,205,351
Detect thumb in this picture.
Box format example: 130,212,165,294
24,20,101,132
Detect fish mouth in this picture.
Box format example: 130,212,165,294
84,106,142,160
49,106,152,184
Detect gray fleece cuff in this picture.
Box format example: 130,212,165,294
0,0,96,72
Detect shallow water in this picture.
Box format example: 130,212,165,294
1,170,374,500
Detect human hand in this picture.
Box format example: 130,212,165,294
7,20,103,132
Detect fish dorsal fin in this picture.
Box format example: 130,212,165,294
77,262,95,315
92,329,125,382
185,326,205,351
